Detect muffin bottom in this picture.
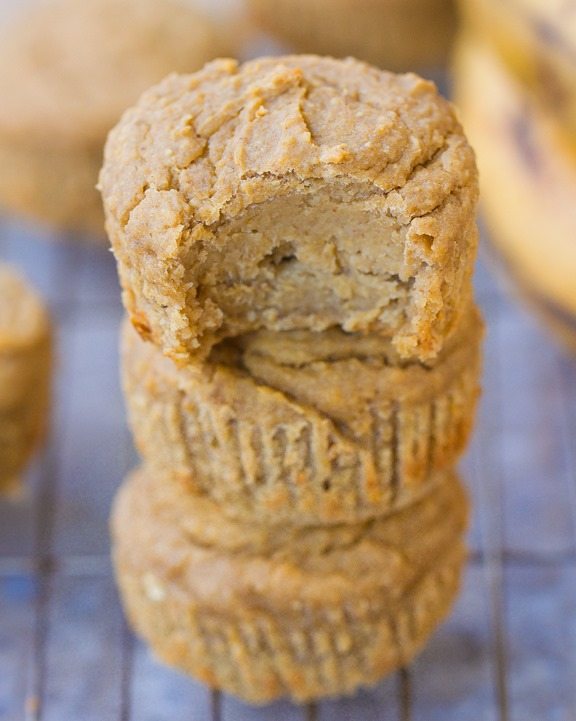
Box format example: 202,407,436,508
118,549,463,703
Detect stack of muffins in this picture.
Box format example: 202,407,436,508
454,0,576,351
100,55,483,703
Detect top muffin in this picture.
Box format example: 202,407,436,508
100,55,478,363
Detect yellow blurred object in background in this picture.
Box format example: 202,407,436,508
459,0,576,143
454,35,576,353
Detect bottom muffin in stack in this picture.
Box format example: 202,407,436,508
0,264,52,492
113,467,468,703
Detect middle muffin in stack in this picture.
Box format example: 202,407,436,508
100,55,482,704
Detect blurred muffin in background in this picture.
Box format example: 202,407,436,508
246,0,457,72
0,264,52,494
454,2,576,352
0,0,232,239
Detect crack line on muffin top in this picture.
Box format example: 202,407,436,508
105,57,471,236
176,130,459,232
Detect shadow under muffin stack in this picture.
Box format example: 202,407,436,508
100,55,483,703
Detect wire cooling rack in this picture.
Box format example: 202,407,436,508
2,216,576,721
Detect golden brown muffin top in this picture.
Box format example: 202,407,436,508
102,53,475,230
0,0,228,146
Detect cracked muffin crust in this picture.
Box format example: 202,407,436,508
100,55,478,363
0,265,52,491
112,465,469,703
0,0,230,236
247,0,457,72
121,306,482,525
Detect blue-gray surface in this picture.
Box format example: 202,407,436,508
1,217,576,721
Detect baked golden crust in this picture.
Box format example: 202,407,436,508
248,0,457,72
0,265,52,490
112,465,469,703
121,306,482,525
101,54,478,363
0,0,230,235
